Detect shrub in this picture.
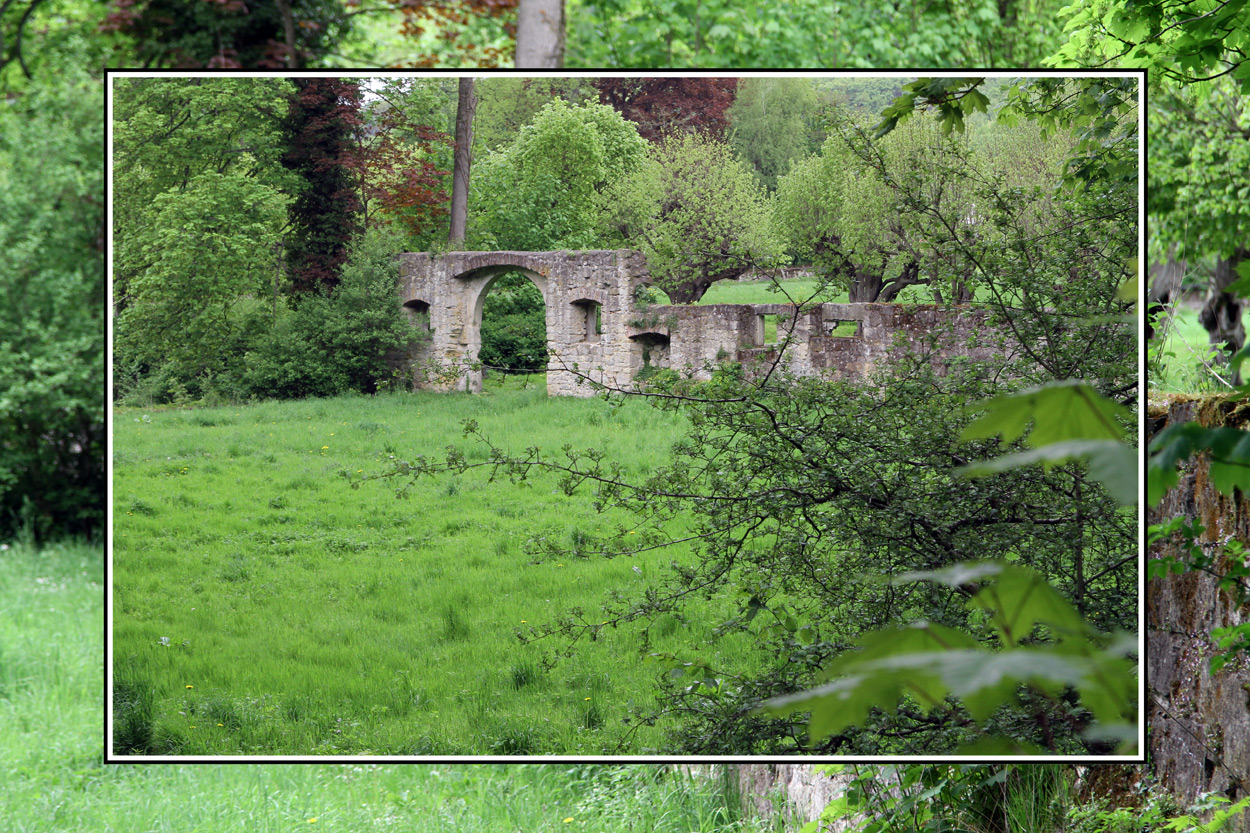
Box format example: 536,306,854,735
0,67,104,541
243,226,422,399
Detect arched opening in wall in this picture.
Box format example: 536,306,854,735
630,332,671,382
571,299,602,342
402,299,431,333
478,270,548,380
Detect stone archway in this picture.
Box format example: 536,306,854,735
467,267,549,387
397,250,651,396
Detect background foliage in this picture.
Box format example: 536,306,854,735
0,65,103,541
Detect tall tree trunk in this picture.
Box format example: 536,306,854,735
515,0,565,68
449,77,477,248
274,0,299,67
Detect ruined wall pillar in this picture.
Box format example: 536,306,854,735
1148,396,1250,826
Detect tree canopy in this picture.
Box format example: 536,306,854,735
601,132,784,303
0,40,103,541
470,97,647,251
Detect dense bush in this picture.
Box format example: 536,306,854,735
0,68,104,542
242,227,420,399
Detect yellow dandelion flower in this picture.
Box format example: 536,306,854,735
563,818,574,824
308,818,318,824
186,685,193,689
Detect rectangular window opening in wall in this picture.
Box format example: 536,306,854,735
824,319,860,338
759,314,783,345
403,300,432,333
573,300,602,343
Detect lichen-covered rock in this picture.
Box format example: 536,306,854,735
1149,395,1250,823
679,764,858,832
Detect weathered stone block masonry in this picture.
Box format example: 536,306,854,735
396,248,1009,396
1148,396,1250,825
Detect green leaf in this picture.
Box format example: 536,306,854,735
760,563,1135,750
1149,422,1250,505
960,440,1138,505
961,381,1131,446
970,565,1091,644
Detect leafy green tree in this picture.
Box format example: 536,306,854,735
601,133,784,303
112,76,297,313
1,0,123,88
1148,78,1250,367
568,0,1067,68
115,165,290,386
469,97,647,251
473,77,598,154
727,77,821,191
112,76,314,401
813,77,908,118
1050,0,1250,89
773,113,979,303
241,226,418,398
0,65,104,541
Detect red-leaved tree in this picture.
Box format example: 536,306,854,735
282,78,364,295
350,82,454,247
595,78,739,143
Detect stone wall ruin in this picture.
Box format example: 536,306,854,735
397,249,1011,396
1148,395,1250,828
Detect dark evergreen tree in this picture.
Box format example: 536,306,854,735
282,78,363,295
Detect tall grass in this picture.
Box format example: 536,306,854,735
112,378,761,755
1150,301,1245,394
2,537,768,831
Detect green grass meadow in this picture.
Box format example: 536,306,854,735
1150,300,1250,393
2,541,768,831
112,377,764,756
